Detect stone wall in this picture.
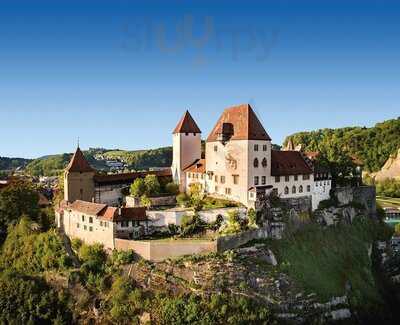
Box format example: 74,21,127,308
334,186,376,217
281,195,312,214
126,195,176,208
216,226,269,252
114,238,217,262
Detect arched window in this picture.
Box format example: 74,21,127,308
284,186,289,195
292,186,296,194
299,185,303,193
253,158,259,168
262,158,267,168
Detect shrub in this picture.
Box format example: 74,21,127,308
140,195,152,208
130,178,146,197
0,217,71,273
71,238,83,252
176,193,190,207
78,243,107,275
144,175,161,196
107,276,145,323
0,271,72,324
111,250,135,267
220,210,242,235
165,182,179,195
248,209,257,228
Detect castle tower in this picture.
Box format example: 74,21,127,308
171,111,202,191
64,147,96,203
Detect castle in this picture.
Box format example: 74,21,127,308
171,104,331,210
57,103,332,252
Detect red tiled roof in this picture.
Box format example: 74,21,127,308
99,207,147,222
93,169,172,185
183,159,206,174
271,150,313,176
173,110,201,134
66,147,94,173
207,104,271,142
69,200,107,215
304,151,320,160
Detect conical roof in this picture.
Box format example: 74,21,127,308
173,110,201,134
66,147,94,173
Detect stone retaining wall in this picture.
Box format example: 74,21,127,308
216,227,270,252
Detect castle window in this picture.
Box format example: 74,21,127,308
185,132,189,136
225,188,231,195
215,175,218,183
275,176,280,183
299,185,303,193
81,215,85,222
307,185,311,192
89,217,93,224
254,144,259,151
303,174,310,180
294,175,298,181
100,221,103,227
214,145,218,152
284,186,289,195
262,176,266,185
263,145,267,151
254,158,259,168
292,186,296,194
89,226,93,232
233,175,239,185
254,176,259,186
262,158,267,168
84,225,87,231
285,175,290,182
77,223,80,228
220,176,225,184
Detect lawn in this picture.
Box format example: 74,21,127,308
376,196,400,208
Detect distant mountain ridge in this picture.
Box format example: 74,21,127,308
23,147,173,177
284,117,400,173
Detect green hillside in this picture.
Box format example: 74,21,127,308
284,117,400,172
24,147,172,177
0,157,31,171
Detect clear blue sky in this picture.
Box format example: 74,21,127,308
1,0,399,158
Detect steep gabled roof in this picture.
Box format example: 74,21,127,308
69,200,107,215
183,159,206,174
173,110,201,134
207,104,271,142
66,147,94,173
271,150,313,176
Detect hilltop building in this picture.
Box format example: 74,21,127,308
172,104,331,210
63,147,171,206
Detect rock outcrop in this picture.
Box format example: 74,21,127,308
372,148,400,181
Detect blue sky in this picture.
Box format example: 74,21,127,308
0,0,399,158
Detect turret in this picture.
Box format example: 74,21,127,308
64,147,96,203
171,111,202,191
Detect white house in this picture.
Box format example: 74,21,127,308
172,104,329,210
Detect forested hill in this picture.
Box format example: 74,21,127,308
0,157,31,171
24,147,173,176
283,117,400,172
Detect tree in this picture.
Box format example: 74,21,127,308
144,175,161,196
130,178,146,198
0,271,72,324
0,180,39,237
220,210,242,235
140,195,152,208
176,193,190,207
165,182,179,195
248,208,258,228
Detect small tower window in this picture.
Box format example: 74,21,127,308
292,186,296,194
284,186,289,195
254,144,259,151
263,145,267,151
254,158,259,168
299,185,303,193
262,158,267,168
254,176,259,186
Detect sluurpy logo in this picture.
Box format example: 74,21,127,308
121,14,279,65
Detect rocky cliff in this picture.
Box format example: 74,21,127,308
372,148,400,181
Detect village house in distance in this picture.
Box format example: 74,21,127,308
56,104,333,255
